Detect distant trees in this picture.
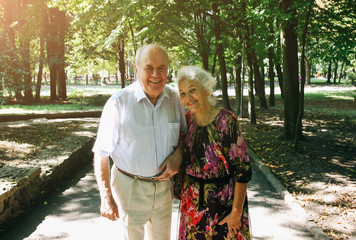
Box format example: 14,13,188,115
0,0,67,102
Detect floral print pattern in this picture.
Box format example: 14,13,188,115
178,109,252,240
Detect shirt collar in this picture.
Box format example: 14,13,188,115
135,81,168,106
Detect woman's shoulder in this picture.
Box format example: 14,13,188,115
217,108,238,121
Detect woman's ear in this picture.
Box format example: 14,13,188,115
205,89,211,96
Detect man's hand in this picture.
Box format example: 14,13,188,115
157,131,185,180
94,153,119,221
157,147,183,180
100,190,120,221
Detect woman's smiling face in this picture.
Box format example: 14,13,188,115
178,79,210,112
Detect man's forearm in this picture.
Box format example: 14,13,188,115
94,153,112,197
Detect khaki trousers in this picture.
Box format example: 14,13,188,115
110,166,173,240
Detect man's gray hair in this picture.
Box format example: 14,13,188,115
135,44,169,67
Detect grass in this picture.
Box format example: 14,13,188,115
267,87,356,120
0,104,103,114
0,93,111,114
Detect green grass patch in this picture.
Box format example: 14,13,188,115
0,103,103,114
305,89,355,100
271,89,356,119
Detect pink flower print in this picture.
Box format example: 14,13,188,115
237,231,245,240
218,114,229,134
229,143,239,159
205,213,219,234
186,165,194,175
211,143,229,174
185,125,194,147
230,140,249,163
178,216,188,240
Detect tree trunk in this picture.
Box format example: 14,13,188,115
305,57,311,85
280,0,300,139
212,3,231,110
294,3,312,151
234,54,243,116
275,34,284,99
247,22,267,109
57,10,66,100
22,38,33,102
194,14,210,71
338,62,344,83
117,38,126,89
47,7,59,101
275,63,284,98
333,60,338,84
252,53,268,109
19,0,33,102
268,46,275,107
35,7,46,102
327,60,332,83
211,50,217,76
267,21,275,107
246,53,256,124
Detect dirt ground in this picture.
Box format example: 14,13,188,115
232,100,356,240
1,86,355,240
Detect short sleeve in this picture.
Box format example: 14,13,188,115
92,97,120,156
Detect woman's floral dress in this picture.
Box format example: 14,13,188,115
178,109,252,240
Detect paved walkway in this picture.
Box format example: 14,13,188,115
0,157,326,240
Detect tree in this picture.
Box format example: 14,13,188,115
295,2,313,151
212,3,231,110
280,0,300,139
35,6,47,101
267,21,275,107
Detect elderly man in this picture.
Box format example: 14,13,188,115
93,44,186,240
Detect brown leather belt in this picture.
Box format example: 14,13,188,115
117,167,158,182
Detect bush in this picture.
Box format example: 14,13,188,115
347,72,356,86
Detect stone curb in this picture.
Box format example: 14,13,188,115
248,146,330,240
0,119,99,230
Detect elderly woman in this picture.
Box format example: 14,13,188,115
175,66,252,240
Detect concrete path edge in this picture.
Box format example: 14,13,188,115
248,146,330,240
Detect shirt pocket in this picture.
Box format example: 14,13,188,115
168,122,180,148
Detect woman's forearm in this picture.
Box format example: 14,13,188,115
231,182,248,217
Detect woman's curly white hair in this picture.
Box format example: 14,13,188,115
176,65,217,105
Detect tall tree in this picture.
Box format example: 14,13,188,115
280,0,300,139
194,13,211,71
268,22,275,107
212,3,231,110
20,0,33,102
295,2,312,151
35,6,47,101
46,7,59,101
57,9,66,100
1,0,22,100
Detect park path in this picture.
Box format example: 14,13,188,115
0,161,319,240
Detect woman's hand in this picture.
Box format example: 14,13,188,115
218,209,242,237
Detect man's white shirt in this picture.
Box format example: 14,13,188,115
92,81,187,177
